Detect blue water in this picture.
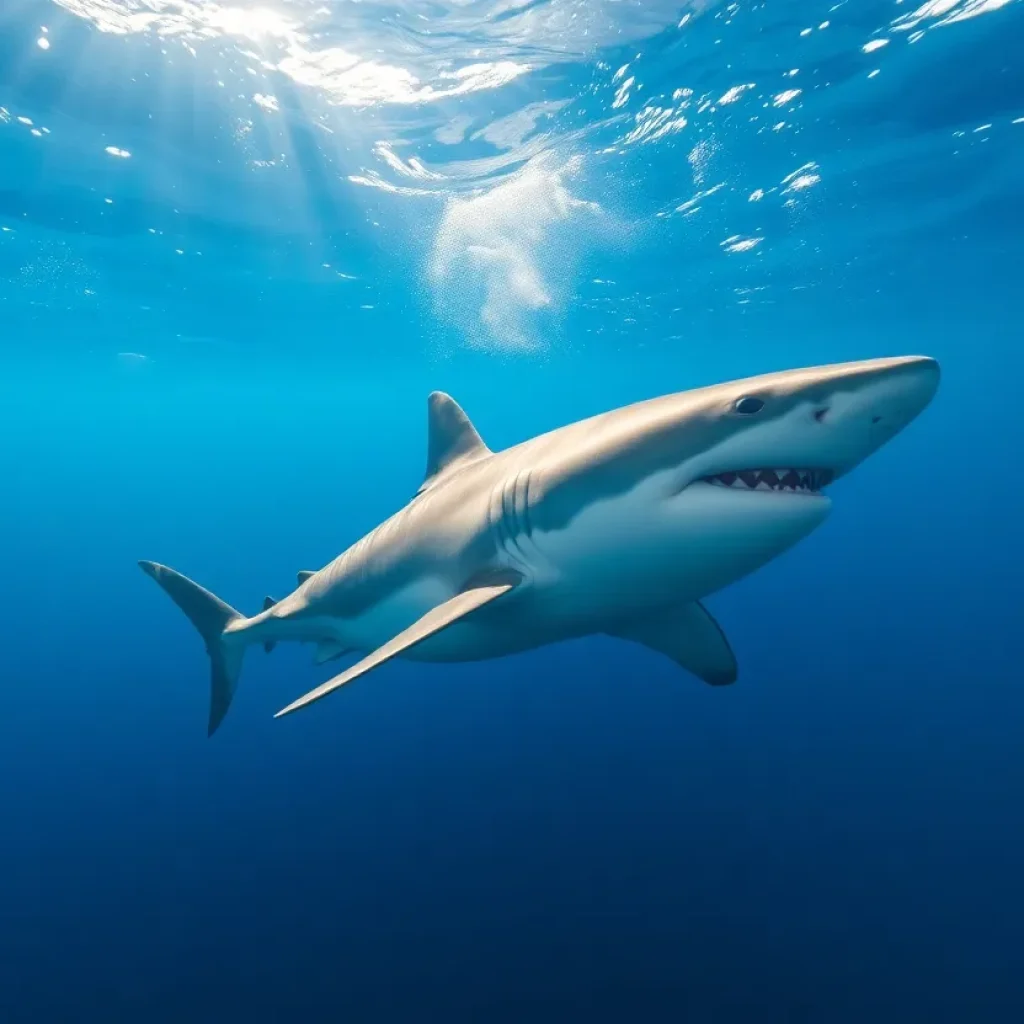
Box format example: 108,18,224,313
2,0,1022,1019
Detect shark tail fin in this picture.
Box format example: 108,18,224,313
138,561,247,736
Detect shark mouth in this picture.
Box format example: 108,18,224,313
702,468,834,494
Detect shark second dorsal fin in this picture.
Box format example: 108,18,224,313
296,570,316,585
420,391,491,493
606,601,738,686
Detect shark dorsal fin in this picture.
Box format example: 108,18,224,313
296,570,316,585
420,391,491,493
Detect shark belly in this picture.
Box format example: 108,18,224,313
520,471,830,628
287,468,830,668
388,470,828,663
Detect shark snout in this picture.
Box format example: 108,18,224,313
861,355,939,425
823,355,940,480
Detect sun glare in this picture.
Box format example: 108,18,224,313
207,6,297,44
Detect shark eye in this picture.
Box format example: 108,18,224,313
733,396,765,415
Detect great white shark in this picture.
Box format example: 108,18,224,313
140,355,940,735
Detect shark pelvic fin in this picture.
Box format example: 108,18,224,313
420,392,491,493
275,574,520,719
606,601,737,686
296,570,316,585
314,639,351,665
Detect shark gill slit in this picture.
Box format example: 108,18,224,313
516,470,542,569
521,469,534,540
502,474,528,571
509,471,534,565
492,476,529,576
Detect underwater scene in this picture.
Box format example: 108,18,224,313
1,0,1022,1020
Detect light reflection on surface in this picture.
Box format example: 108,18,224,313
0,0,1017,350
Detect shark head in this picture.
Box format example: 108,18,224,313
673,354,939,501
657,354,940,595
675,354,940,492
530,355,940,605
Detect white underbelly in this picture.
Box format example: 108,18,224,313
526,475,829,623
314,477,827,666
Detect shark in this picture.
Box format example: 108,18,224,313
140,355,939,736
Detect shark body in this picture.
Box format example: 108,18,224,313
141,355,939,735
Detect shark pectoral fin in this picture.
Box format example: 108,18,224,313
313,639,352,665
296,570,316,585
607,601,737,687
275,577,519,719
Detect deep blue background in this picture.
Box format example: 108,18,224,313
2,0,1023,1020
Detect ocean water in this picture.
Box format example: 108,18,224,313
1,0,1022,1020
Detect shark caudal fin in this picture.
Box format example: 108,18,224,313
138,561,247,736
